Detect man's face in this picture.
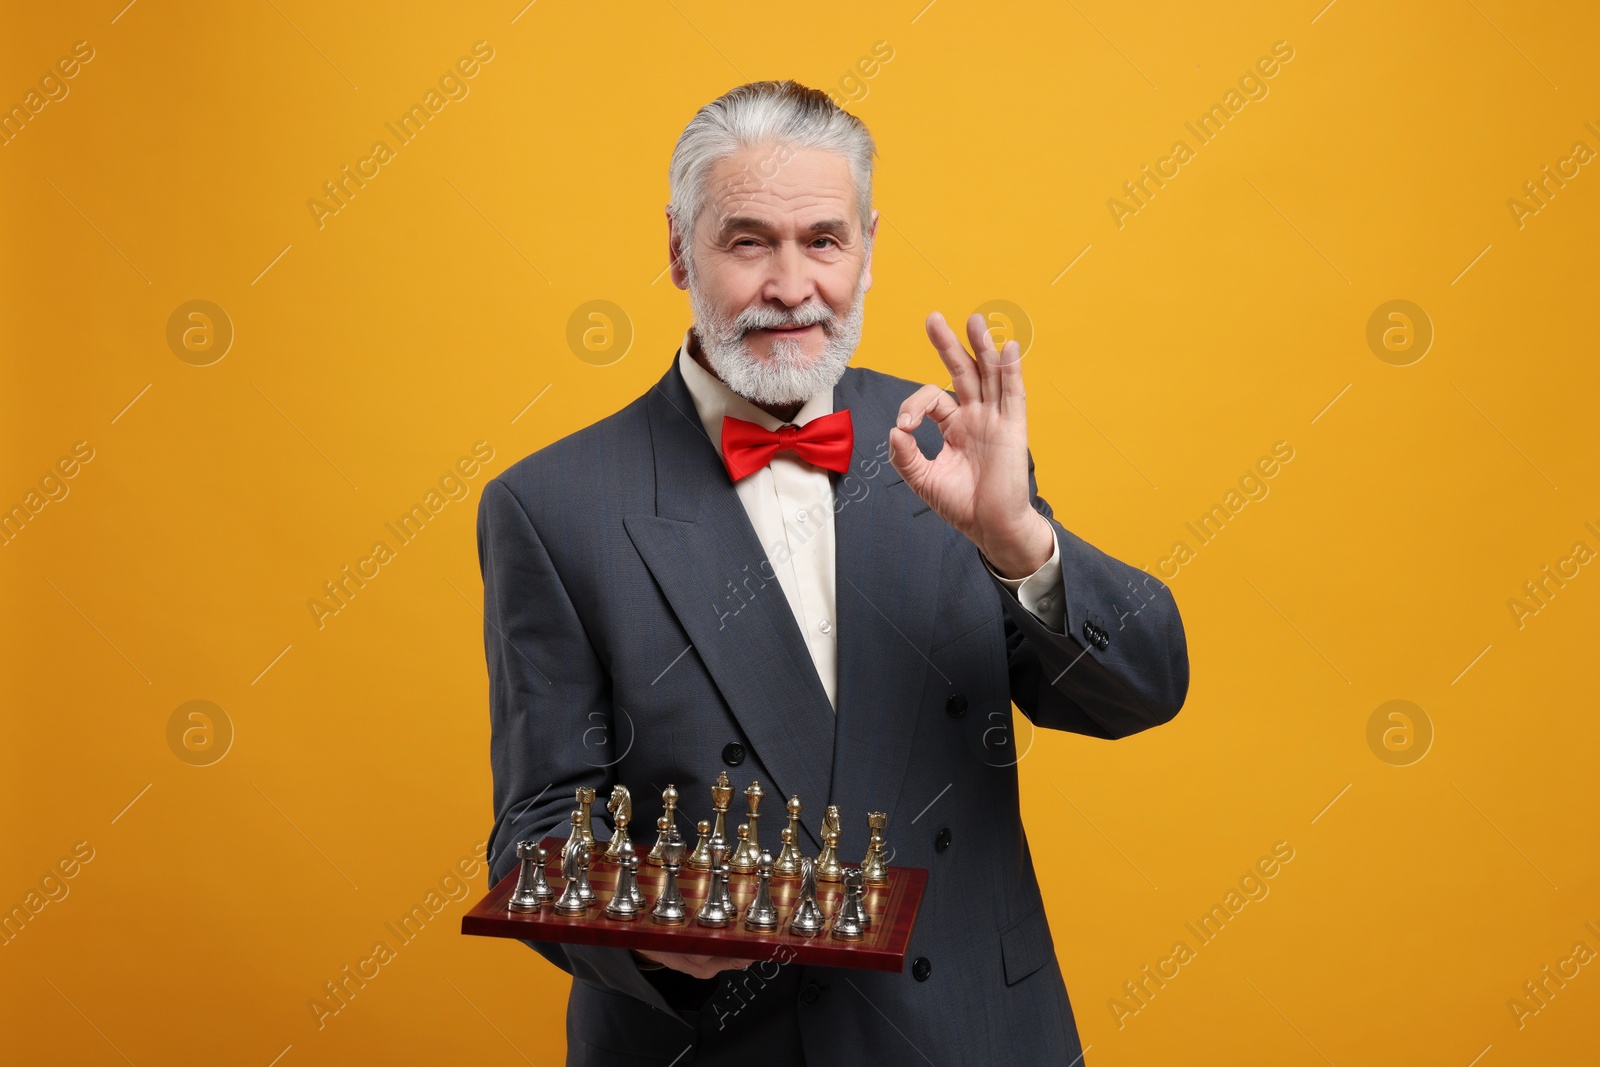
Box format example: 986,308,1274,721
670,144,878,407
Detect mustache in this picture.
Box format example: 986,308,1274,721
734,301,837,334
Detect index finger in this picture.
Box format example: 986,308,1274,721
925,311,980,404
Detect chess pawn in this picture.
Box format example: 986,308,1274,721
730,781,764,873
772,795,804,878
647,784,679,865
603,785,634,863
787,857,825,937
686,818,714,871
743,852,779,931
509,841,552,911
860,811,889,887
730,822,754,876
605,854,643,921
696,842,734,928
651,829,688,926
830,868,867,941
708,772,733,855
815,805,844,883
574,787,597,852
553,834,590,915
773,825,804,880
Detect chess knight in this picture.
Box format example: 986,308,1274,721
478,80,1189,1065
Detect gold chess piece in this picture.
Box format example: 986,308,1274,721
604,785,634,863
647,784,679,865
574,786,597,852
860,811,889,886
772,795,804,878
815,804,843,883
686,818,714,871
731,822,753,875
708,772,733,855
729,781,764,873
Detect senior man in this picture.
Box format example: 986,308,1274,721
477,80,1189,1065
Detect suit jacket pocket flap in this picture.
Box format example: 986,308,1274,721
1000,901,1054,986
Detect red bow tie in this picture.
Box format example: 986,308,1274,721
720,410,854,482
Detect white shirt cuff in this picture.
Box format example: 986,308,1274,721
984,527,1065,632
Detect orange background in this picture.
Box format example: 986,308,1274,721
3,1,1598,1064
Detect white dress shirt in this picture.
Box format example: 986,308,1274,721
676,332,1065,711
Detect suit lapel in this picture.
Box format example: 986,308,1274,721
624,358,837,850
827,369,950,836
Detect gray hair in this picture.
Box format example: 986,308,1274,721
667,80,877,269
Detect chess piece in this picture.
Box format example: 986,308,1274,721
509,841,552,910
647,784,679,865
815,804,843,883
730,781,764,873
708,772,733,855
860,811,889,887
553,831,589,915
686,818,714,871
696,842,733,927
787,857,824,937
772,795,804,878
730,822,753,875
605,854,643,921
830,867,866,941
651,828,689,926
574,787,597,852
604,785,634,863
743,851,779,930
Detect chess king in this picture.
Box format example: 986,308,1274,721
478,80,1189,1066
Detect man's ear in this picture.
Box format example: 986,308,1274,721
860,208,880,293
666,208,689,290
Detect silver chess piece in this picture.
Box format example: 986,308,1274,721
603,785,634,863
830,867,867,941
788,857,825,937
730,781,764,873
509,841,552,910
743,851,779,930
772,796,804,878
553,830,590,915
605,854,643,921
651,828,689,926
696,841,734,928
815,804,844,883
860,811,889,887
647,784,679,865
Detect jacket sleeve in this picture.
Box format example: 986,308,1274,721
475,476,679,1016
992,449,1190,739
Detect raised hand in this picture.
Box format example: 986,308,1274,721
888,311,1055,580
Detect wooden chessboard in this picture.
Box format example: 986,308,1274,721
460,837,928,974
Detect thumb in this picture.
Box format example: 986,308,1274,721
888,426,933,490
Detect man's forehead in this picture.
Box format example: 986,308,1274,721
700,145,857,231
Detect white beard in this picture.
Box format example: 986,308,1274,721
687,261,868,408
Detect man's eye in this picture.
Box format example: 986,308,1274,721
811,236,838,249
734,237,761,247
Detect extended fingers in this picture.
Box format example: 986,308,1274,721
926,312,980,404
968,313,1026,411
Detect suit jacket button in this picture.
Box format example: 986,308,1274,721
934,828,952,853
912,957,932,982
800,982,821,1003
722,742,746,766
945,692,968,718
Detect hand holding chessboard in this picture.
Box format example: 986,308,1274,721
460,777,928,974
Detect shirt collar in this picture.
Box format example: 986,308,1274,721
676,328,836,459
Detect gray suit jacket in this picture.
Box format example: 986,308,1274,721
476,352,1189,1065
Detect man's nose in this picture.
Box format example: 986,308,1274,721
763,241,816,307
